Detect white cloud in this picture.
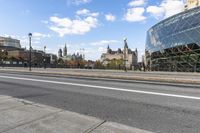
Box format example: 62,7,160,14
126,0,184,21
33,32,51,38
81,47,104,60
45,48,57,55
137,47,145,62
146,6,165,19
91,40,120,46
49,16,98,37
105,14,116,22
124,7,146,22
68,0,91,5
76,9,99,17
49,9,99,37
76,9,90,15
146,0,184,19
98,47,106,53
161,0,184,18
128,0,145,7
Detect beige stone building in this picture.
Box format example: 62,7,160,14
101,39,138,69
185,0,200,10
0,36,21,48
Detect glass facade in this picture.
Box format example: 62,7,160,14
146,6,200,72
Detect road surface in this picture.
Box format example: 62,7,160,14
0,72,200,133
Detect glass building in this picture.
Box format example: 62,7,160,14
145,6,200,72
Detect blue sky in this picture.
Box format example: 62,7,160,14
0,0,185,61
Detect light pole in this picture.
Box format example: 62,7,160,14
124,52,127,72
44,46,46,69
1,49,4,67
28,33,32,71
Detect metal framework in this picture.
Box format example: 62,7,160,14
146,43,200,72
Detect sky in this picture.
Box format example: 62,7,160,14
0,0,186,61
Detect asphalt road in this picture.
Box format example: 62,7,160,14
0,72,200,133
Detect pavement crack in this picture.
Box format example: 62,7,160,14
19,100,34,105
83,120,107,133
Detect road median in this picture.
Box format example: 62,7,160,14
0,68,199,85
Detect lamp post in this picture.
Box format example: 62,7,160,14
28,33,32,71
44,46,46,69
123,37,128,72
124,52,127,72
1,49,4,67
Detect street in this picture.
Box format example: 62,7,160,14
0,72,200,133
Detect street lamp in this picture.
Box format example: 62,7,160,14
123,38,127,72
1,49,4,67
28,33,32,71
44,46,46,69
124,53,127,72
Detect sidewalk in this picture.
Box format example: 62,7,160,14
0,67,200,85
0,95,152,133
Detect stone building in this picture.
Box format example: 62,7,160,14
0,36,21,48
101,39,138,69
185,0,200,10
0,36,57,67
58,44,83,61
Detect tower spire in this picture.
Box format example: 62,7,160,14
63,43,67,57
107,45,111,54
107,45,110,49
58,48,62,58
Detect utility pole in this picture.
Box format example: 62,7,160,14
28,33,32,71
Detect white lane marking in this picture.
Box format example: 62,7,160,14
0,75,200,100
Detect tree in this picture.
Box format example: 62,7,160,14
106,58,123,70
9,56,18,61
57,58,64,65
94,60,104,69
